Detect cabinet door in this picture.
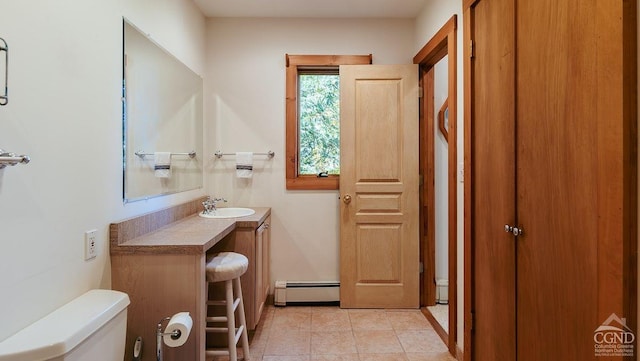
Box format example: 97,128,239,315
254,222,267,328
262,217,271,307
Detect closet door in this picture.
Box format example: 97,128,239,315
468,0,517,359
468,0,636,359
516,1,636,360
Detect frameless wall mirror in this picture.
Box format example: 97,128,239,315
122,19,203,202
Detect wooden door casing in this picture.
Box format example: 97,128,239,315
340,64,420,308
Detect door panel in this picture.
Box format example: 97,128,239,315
469,0,635,359
516,0,599,359
340,64,420,308
470,0,517,359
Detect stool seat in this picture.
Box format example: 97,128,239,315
205,251,251,360
206,252,249,283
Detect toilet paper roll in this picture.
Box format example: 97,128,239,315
163,312,193,348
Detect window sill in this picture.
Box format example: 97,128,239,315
286,175,339,190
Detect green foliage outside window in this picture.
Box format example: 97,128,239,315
298,74,340,175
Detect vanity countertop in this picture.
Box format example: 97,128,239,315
110,207,270,255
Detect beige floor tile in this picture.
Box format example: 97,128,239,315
239,305,450,360
275,306,313,314
272,310,312,331
264,330,311,355
311,354,359,361
358,353,409,361
312,306,349,314
387,310,433,330
348,310,393,330
207,347,254,361
249,325,271,347
311,331,357,355
405,351,457,361
353,330,404,354
263,356,311,361
396,330,447,353
425,305,448,333
311,311,352,331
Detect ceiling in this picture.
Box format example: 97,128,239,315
193,0,427,18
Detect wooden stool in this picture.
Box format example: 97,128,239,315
205,252,251,361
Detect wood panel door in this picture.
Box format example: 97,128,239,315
467,0,636,359
339,64,420,308
468,0,517,359
515,1,636,359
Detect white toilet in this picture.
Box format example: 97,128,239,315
0,289,130,361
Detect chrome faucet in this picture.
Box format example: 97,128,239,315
202,196,227,214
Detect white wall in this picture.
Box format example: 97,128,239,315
415,0,465,351
205,18,415,284
0,0,205,342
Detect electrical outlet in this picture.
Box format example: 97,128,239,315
84,230,97,260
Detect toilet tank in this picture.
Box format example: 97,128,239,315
0,289,130,361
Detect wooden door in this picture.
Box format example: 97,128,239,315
467,0,636,359
339,64,420,308
515,0,636,359
468,0,517,359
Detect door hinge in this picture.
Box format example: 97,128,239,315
470,40,475,58
419,262,424,274
418,86,424,98
470,312,475,330
419,174,424,186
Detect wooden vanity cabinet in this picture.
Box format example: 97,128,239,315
253,217,270,329
209,216,271,330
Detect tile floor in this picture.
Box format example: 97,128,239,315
209,305,456,361
425,305,448,333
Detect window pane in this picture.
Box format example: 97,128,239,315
298,74,340,175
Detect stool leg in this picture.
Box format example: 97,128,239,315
225,279,238,361
234,277,251,360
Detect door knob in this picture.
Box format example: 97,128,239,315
343,195,352,204
504,224,523,237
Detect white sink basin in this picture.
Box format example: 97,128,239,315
199,207,256,219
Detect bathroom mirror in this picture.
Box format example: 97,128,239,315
122,19,203,202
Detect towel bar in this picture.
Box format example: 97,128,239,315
214,151,275,159
135,151,196,159
0,149,30,169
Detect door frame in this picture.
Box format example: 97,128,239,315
462,4,473,359
414,14,458,357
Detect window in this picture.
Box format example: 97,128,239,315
285,54,372,190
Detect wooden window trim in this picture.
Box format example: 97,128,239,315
285,54,372,190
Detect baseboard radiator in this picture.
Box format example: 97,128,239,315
274,281,340,306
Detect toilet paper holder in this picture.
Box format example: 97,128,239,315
156,314,191,361
156,317,177,361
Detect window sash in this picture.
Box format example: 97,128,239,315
285,54,372,190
